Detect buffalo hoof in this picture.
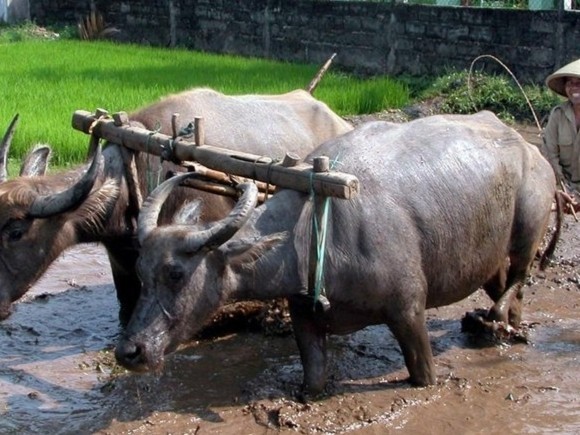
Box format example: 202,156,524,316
461,309,529,344
296,385,327,404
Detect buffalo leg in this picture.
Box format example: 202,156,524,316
288,296,328,396
387,309,435,386
508,286,524,326
487,281,524,327
105,243,141,326
484,257,528,327
502,250,534,327
483,263,509,322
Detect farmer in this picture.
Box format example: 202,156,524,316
543,58,580,211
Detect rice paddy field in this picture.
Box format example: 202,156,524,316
0,38,409,168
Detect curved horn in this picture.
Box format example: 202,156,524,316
28,144,103,218
138,172,259,250
183,181,258,251
138,172,196,245
0,114,20,183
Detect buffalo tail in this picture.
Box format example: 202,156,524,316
539,191,564,271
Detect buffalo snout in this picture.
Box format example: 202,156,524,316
115,338,151,372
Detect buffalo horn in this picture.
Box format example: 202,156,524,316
28,144,103,218
138,172,259,250
0,114,19,183
184,181,258,251
138,172,194,244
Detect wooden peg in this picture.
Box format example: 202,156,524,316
194,116,205,146
112,112,130,127
282,152,301,168
313,156,330,173
171,113,180,138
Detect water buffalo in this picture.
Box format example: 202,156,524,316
0,88,352,322
115,111,561,393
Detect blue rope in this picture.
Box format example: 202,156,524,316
309,154,341,308
312,196,331,307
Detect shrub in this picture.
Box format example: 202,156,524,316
0,22,60,42
419,70,561,124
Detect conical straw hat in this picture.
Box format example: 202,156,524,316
546,58,580,97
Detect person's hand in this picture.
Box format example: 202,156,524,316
559,190,580,214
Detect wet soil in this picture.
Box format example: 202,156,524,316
0,120,578,434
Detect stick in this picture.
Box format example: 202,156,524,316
559,180,578,222
306,53,337,95
181,177,269,204
183,161,276,194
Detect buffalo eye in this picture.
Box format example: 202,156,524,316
8,228,23,242
163,264,184,284
2,219,31,243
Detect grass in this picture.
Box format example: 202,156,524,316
420,70,561,125
0,23,563,171
0,36,408,168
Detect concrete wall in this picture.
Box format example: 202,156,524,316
28,0,580,84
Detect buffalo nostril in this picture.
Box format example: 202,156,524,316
115,340,145,370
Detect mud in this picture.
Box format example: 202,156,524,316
0,123,579,434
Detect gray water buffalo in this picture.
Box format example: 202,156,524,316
0,88,352,322
115,111,561,392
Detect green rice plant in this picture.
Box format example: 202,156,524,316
316,74,409,115
0,39,412,167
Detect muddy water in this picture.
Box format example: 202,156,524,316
0,226,578,434
1,125,579,434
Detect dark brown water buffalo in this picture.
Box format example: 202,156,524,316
0,89,352,322
115,111,561,393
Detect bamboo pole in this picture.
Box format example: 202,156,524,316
183,161,274,193
72,110,359,200
180,177,269,204
306,53,337,95
559,180,578,222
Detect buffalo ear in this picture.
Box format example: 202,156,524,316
71,178,119,228
224,232,287,272
20,144,51,177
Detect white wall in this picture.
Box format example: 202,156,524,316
0,0,7,23
3,0,30,23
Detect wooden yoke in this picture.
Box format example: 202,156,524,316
72,110,360,200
